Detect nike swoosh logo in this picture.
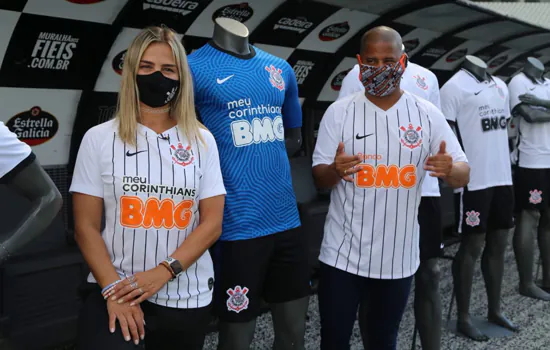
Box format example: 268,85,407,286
474,90,483,95
356,133,374,140
126,150,147,157
217,75,234,84
530,87,536,91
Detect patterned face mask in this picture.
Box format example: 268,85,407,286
357,54,408,97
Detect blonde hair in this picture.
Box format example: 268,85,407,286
115,25,205,147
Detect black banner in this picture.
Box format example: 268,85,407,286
0,0,27,11
0,13,110,89
287,49,333,98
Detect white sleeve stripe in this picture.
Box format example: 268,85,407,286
111,132,118,267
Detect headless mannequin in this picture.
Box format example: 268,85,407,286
0,159,63,264
358,45,442,350
512,57,550,300
212,18,307,350
451,56,517,341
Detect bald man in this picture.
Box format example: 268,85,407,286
312,26,469,350
338,42,445,350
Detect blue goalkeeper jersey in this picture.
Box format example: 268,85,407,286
188,41,302,241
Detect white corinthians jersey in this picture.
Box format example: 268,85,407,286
0,121,32,179
70,120,226,309
338,62,442,197
441,69,512,191
508,72,550,168
313,91,467,279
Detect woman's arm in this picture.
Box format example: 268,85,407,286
73,193,120,289
169,194,225,270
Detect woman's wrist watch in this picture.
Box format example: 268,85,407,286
160,257,183,281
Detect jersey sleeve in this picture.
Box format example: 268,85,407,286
428,74,442,110
508,75,527,111
337,65,363,101
198,130,226,200
69,128,104,198
439,79,461,122
281,64,302,129
428,106,468,164
0,121,33,181
312,103,341,167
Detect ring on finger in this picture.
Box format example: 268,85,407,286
130,282,138,289
138,288,144,295
344,169,347,175
127,275,136,283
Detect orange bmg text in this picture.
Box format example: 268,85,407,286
355,164,417,189
120,196,194,229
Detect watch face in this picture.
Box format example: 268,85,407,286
170,259,184,275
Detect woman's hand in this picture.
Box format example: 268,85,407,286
107,299,145,345
107,265,173,306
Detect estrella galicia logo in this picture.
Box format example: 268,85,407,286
212,2,253,23
331,69,351,91
488,55,508,69
319,21,349,41
446,48,467,63
6,107,59,146
65,0,105,3
112,50,126,75
403,39,420,53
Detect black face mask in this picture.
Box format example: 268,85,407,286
136,71,179,108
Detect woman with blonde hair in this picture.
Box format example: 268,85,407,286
70,25,226,349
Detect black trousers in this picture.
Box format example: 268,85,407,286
76,284,211,350
318,263,413,350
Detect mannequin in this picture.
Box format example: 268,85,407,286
188,18,308,350
510,57,550,300
441,55,517,341
0,122,63,263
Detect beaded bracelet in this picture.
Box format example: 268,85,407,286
101,279,122,296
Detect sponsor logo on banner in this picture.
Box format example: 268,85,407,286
293,60,315,85
212,2,253,23
331,69,350,91
422,47,446,59
66,0,104,3
319,21,349,41
488,55,507,69
403,39,419,53
446,48,467,63
273,16,313,34
6,107,59,146
142,0,199,16
29,32,79,71
112,50,126,75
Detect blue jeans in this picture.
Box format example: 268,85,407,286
318,263,413,350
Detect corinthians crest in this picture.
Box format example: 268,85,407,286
400,124,422,149
170,143,194,167
265,65,285,91
413,75,428,90
226,285,249,313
